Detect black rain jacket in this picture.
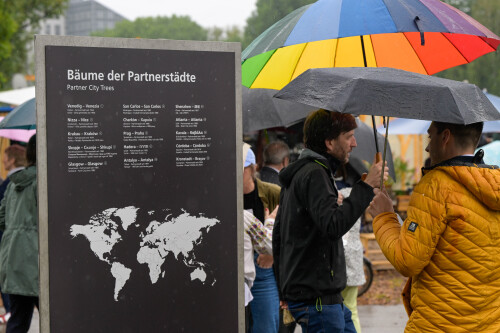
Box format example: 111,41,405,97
273,148,374,302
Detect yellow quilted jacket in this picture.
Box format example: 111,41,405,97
373,161,500,332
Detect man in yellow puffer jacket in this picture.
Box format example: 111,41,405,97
367,121,500,332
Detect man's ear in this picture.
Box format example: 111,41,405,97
282,156,290,168
442,129,451,146
324,138,334,153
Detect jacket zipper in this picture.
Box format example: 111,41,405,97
314,159,336,281
330,243,334,281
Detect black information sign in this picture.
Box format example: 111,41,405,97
44,45,238,332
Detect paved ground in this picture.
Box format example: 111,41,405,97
358,304,407,332
290,304,407,333
13,304,405,332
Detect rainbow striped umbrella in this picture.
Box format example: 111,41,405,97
242,0,500,90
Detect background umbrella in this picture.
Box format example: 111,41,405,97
0,87,35,105
275,67,500,125
485,92,500,111
0,117,36,142
477,141,500,166
242,0,500,91
377,118,500,135
242,86,315,132
0,98,36,130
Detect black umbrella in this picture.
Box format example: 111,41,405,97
242,86,315,132
274,67,500,124
275,67,500,187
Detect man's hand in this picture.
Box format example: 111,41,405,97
257,254,273,268
337,193,344,205
363,158,390,189
280,300,289,309
367,188,395,217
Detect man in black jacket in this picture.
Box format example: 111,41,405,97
273,109,387,332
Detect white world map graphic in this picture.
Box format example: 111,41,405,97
70,206,220,301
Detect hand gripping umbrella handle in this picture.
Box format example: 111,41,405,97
380,118,391,189
361,152,382,181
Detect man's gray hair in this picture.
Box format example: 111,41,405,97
264,140,290,165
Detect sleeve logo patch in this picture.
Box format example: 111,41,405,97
408,222,418,232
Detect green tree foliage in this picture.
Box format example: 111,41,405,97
92,16,207,41
0,0,67,89
443,0,472,14
207,26,244,43
243,0,315,49
437,0,500,95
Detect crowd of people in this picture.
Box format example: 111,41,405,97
0,109,497,333
244,109,500,333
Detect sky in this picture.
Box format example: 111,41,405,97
98,0,258,28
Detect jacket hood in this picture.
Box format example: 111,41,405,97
279,149,327,187
434,164,500,211
9,166,36,192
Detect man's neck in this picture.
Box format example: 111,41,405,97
441,148,475,163
264,164,281,172
7,166,24,178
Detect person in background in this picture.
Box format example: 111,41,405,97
244,208,276,332
0,144,27,325
259,140,296,332
243,143,281,333
337,185,364,333
273,109,387,333
259,141,290,186
0,135,38,333
368,121,500,332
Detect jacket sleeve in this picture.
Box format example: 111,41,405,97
306,167,374,240
244,211,272,254
0,190,6,232
372,183,448,277
272,190,284,299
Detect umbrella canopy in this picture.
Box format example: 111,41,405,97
352,118,396,180
242,86,316,132
0,86,35,105
477,140,500,166
0,117,36,142
378,118,500,135
274,67,500,125
0,98,36,130
242,0,500,90
485,92,500,111
376,91,500,134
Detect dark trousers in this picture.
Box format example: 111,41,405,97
6,295,39,333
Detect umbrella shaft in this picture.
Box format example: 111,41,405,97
381,117,390,189
371,116,380,153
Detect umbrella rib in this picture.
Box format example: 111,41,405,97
288,42,311,85
245,49,277,88
441,33,482,65
360,36,368,67
276,43,311,126
401,32,429,75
